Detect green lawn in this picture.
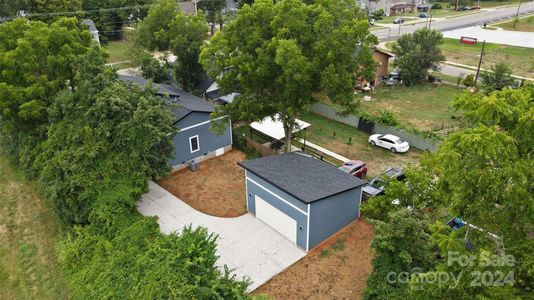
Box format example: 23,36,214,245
299,113,423,177
0,153,70,299
496,14,534,32
439,38,534,77
103,40,133,63
362,84,463,131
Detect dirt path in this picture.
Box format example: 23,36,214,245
157,150,248,217
253,218,374,300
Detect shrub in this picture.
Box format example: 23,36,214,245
462,74,475,87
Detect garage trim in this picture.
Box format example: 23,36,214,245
306,203,310,251
246,177,308,216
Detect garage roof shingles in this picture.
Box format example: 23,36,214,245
239,152,366,204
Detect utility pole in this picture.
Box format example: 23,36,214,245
474,40,486,87
513,0,522,29
397,11,403,38
428,14,433,29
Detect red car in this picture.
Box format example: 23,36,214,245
338,160,368,178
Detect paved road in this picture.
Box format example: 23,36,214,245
373,1,534,41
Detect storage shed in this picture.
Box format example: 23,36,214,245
238,152,366,251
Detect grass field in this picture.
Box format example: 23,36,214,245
496,15,534,32
299,113,423,177
103,40,133,63
362,84,463,130
439,38,534,77
0,154,70,299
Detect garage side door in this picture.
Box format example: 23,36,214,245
255,195,297,244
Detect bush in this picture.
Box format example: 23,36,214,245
462,74,475,87
233,133,262,159
431,3,442,9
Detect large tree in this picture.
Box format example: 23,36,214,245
0,17,92,133
0,0,81,18
200,0,376,151
136,0,208,90
34,48,177,225
136,0,179,50
392,28,445,86
197,0,226,35
169,11,208,90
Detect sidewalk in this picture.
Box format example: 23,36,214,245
297,139,350,163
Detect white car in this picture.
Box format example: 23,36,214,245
368,134,410,153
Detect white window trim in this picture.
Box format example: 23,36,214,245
189,135,200,153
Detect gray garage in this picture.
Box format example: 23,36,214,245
238,152,365,251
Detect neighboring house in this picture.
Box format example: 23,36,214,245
81,19,100,45
390,3,415,15
372,49,394,85
356,48,394,87
368,0,427,15
239,152,366,251
204,80,239,105
118,75,233,170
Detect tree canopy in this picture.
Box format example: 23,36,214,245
136,0,208,90
363,85,534,298
200,0,376,150
392,28,445,86
0,0,82,18
0,18,93,133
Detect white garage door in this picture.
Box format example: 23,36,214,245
255,195,297,244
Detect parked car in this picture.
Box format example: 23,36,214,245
393,17,404,24
471,6,480,10
338,160,368,178
368,134,410,153
458,6,470,11
369,18,376,25
418,13,429,18
362,167,405,197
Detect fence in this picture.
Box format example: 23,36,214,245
311,103,360,128
373,124,441,152
244,136,277,157
310,103,442,152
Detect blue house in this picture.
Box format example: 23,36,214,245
118,75,232,169
239,152,366,251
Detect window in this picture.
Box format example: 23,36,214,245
189,135,199,153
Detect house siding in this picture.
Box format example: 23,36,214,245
373,51,391,84
308,187,361,249
170,113,232,166
245,171,308,250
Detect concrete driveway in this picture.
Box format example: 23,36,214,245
137,181,306,291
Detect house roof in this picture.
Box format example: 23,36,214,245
374,48,394,57
118,75,214,121
390,3,415,9
239,152,366,204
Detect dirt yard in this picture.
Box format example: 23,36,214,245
253,218,374,300
157,150,248,217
